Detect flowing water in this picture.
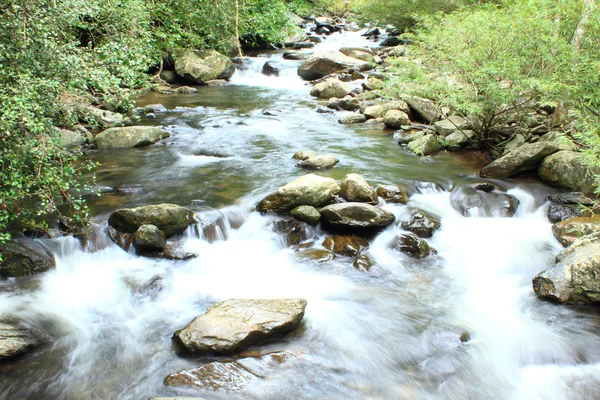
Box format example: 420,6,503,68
2,31,600,400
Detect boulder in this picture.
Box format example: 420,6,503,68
297,51,370,80
538,151,599,194
548,204,585,223
443,130,477,151
143,104,168,113
502,134,526,156
78,106,130,129
397,130,425,145
0,322,38,359
309,79,352,99
174,50,235,83
407,134,442,156
291,205,321,226
293,42,315,49
339,113,366,124
95,126,169,149
552,216,600,247
322,235,369,257
383,110,410,129
282,52,311,61
0,238,55,277
480,142,561,178
133,225,166,253
257,174,340,213
108,204,195,237
339,173,377,203
292,150,317,160
164,352,295,391
433,116,471,137
58,128,85,148
319,203,395,232
400,210,441,238
450,185,519,218
391,233,436,259
328,96,360,111
173,299,307,355
159,70,178,84
298,155,339,170
538,131,577,152
273,218,308,246
533,232,600,303
363,105,384,120
376,185,408,204
547,192,596,206
338,47,375,62
405,97,441,124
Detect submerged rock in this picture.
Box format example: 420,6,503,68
297,51,371,80
538,151,599,194
0,322,38,359
376,185,408,204
391,233,436,259
273,218,308,246
108,204,195,237
174,49,235,83
552,216,600,247
322,235,369,257
257,174,340,213
133,225,166,253
480,142,561,178
320,203,395,232
292,150,317,161
450,185,519,218
400,210,441,238
173,299,307,355
533,232,600,303
291,205,321,226
0,238,55,278
339,173,377,203
164,352,296,391
298,155,339,170
95,126,169,149
353,254,373,271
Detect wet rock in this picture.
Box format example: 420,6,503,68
353,254,373,271
433,116,471,137
538,151,599,194
450,185,519,218
459,332,471,343
296,248,336,263
362,27,380,37
257,174,340,213
150,398,205,400
443,130,476,151
376,185,408,204
95,126,169,149
282,52,311,61
533,232,600,303
397,130,425,145
320,203,395,232
174,86,198,94
548,204,585,223
0,238,55,278
108,204,195,237
406,97,441,124
143,104,168,113
297,51,370,80
293,42,315,49
380,36,400,46
108,226,134,252
480,142,561,178
328,96,360,111
174,49,235,83
133,225,166,253
552,216,600,247
322,235,369,257
164,352,296,391
309,78,352,99
339,113,366,124
291,205,321,226
339,173,377,203
364,105,384,120
547,192,596,206
173,299,307,355
474,183,498,192
298,154,339,170
407,134,443,156
391,233,436,259
384,110,411,129
292,150,317,161
142,244,197,261
400,210,441,238
273,218,308,246
0,322,38,359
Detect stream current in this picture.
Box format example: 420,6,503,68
1,31,600,400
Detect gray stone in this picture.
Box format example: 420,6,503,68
292,150,317,161
339,113,366,124
433,116,471,137
0,238,55,277
376,185,408,204
480,142,561,178
95,126,169,149
0,322,38,359
143,104,168,113
58,128,85,148
310,79,352,99
443,130,476,151
108,204,195,237
339,173,377,203
175,49,235,83
538,151,599,195
502,134,526,156
400,209,441,238
298,155,339,170
364,105,384,120
384,110,410,129
291,205,321,226
257,174,340,213
328,96,360,111
320,203,395,232
133,225,166,253
173,299,307,355
391,233,436,259
552,215,600,247
406,97,441,124
407,134,442,156
298,51,371,80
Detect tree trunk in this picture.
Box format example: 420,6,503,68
235,0,243,59
572,0,595,51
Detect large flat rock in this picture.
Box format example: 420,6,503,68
320,203,395,232
257,174,340,213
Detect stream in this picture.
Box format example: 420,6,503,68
2,31,600,400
